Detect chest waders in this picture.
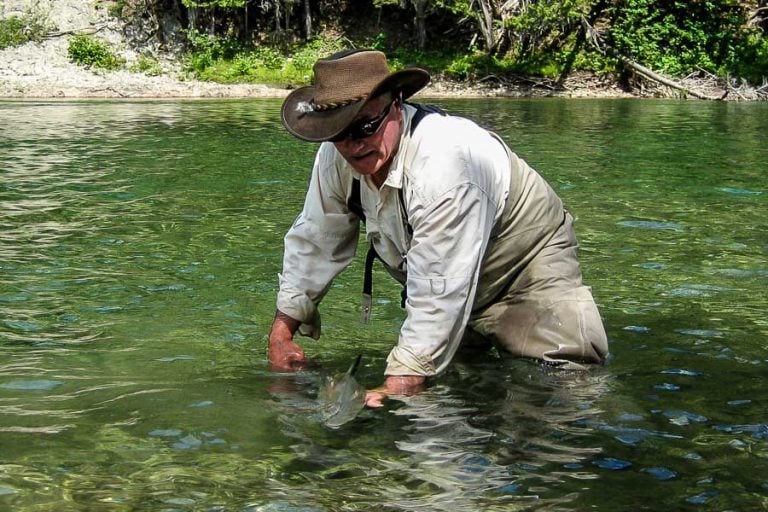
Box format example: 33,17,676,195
347,103,445,323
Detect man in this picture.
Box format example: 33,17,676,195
268,49,608,407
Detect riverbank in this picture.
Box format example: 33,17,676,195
0,36,637,100
0,0,634,100
0,32,288,99
1,0,758,101
4,30,748,101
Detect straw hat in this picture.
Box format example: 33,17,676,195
281,49,430,142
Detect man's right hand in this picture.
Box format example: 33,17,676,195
268,336,307,370
267,310,307,371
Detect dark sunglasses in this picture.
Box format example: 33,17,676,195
330,100,395,142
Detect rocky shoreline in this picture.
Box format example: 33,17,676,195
0,29,290,100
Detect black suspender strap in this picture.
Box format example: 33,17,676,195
349,103,446,323
348,178,365,222
361,245,377,323
407,102,445,135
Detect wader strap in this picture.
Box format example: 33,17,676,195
350,103,446,323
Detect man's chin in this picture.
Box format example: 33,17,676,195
350,157,379,175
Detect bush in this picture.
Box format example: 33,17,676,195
183,29,240,74
130,53,163,76
285,36,348,83
0,13,51,49
605,0,746,77
183,34,348,86
440,52,512,81
68,34,125,70
731,32,768,85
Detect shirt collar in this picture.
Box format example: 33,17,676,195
379,103,416,191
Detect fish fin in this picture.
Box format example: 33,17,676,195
348,354,363,377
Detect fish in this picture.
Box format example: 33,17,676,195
318,354,366,428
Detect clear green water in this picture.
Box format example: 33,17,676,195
0,98,766,511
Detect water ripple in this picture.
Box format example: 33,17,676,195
617,220,684,231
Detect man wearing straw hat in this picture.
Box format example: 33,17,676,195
268,49,609,407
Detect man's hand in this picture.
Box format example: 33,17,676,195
365,375,426,408
268,337,307,370
267,311,307,371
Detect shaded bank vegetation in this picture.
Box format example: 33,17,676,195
108,0,768,97
4,0,767,98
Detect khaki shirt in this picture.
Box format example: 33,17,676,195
277,104,564,376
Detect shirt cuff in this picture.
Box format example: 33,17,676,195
385,345,437,376
276,273,322,340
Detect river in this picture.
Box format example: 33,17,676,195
1,98,766,511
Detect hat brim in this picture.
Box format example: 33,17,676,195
281,68,430,142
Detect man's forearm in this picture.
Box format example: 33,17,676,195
267,310,308,370
270,310,301,340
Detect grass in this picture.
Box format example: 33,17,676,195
0,12,52,49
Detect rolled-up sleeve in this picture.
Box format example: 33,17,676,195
385,181,496,376
276,145,359,339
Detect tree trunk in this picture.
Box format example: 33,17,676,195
188,6,197,32
284,0,291,32
275,0,281,34
476,0,496,52
304,0,312,38
411,0,427,50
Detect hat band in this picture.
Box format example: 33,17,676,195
312,93,369,112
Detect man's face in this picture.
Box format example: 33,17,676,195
332,94,402,179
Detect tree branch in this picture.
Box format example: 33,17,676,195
46,24,109,39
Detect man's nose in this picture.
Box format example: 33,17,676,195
338,137,366,152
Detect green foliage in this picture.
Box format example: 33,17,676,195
371,32,388,51
130,53,163,76
185,33,348,85
503,0,590,54
128,0,764,87
605,0,746,76
183,29,240,74
730,31,768,84
444,52,494,80
107,0,129,18
570,49,617,76
68,34,125,70
287,36,348,78
0,13,51,49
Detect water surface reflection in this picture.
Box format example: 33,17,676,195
265,359,614,511
0,99,766,510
